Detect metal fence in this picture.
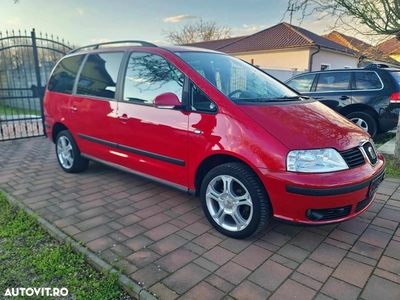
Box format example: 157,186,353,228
0,29,72,141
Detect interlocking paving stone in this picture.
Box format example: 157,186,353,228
181,281,225,300
162,263,210,295
361,275,400,300
230,280,271,300
332,258,374,288
1,138,400,300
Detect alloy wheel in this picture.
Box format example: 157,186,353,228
57,136,74,169
205,175,253,232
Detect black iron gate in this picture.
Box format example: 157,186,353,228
0,29,72,141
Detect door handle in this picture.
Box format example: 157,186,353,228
340,96,350,100
70,106,77,112
118,114,129,122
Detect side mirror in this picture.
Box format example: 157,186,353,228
154,92,181,109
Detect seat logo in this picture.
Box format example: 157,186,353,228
368,146,376,159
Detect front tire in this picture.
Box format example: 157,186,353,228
200,162,272,239
347,111,377,137
55,130,88,173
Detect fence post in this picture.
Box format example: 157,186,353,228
31,28,47,137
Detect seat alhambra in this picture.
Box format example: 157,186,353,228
43,41,386,239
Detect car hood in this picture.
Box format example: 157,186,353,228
238,100,369,151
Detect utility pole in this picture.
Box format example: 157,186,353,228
287,4,298,40
287,4,298,26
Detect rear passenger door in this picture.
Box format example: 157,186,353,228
311,71,353,111
69,51,125,163
351,71,383,106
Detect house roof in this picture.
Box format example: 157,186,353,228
378,37,400,55
182,36,247,51
323,31,399,65
216,23,357,55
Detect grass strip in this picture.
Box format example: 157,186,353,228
0,192,133,300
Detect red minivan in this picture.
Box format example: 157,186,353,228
43,41,386,239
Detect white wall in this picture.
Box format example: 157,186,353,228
230,47,359,74
262,69,307,82
231,48,310,71
311,49,358,71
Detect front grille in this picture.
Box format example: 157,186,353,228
306,205,352,221
355,195,374,213
340,147,365,168
362,142,378,165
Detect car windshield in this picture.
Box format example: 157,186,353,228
176,51,300,102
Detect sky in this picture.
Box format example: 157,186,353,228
0,0,339,48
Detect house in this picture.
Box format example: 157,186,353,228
377,37,400,63
323,31,400,67
184,22,359,79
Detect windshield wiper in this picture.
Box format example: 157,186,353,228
235,96,306,103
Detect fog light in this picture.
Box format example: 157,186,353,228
306,209,313,218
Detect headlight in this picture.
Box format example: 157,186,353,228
287,148,349,173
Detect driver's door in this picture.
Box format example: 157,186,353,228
115,52,189,187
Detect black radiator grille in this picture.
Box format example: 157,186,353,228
340,147,365,168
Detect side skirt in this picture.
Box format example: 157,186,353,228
81,154,196,195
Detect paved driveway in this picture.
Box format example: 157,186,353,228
1,137,400,300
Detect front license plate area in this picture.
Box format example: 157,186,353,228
368,171,385,197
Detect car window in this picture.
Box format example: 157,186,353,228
47,55,84,94
176,52,299,103
191,83,217,113
286,74,316,93
123,52,184,105
316,72,351,92
76,52,124,99
390,71,400,84
354,72,382,90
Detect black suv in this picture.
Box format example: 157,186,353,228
285,65,400,137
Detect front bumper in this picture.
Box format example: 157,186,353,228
259,155,385,225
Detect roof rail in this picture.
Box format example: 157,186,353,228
68,40,157,54
364,63,390,69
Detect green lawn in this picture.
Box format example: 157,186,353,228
0,104,41,117
373,132,396,148
373,132,400,178
0,193,133,300
382,155,400,178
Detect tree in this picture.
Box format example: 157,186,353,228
163,19,231,45
286,0,400,39
288,0,400,164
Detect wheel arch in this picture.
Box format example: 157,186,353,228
339,104,379,125
52,122,69,143
193,153,268,197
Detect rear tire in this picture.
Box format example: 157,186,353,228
55,130,88,173
346,111,377,137
200,162,272,239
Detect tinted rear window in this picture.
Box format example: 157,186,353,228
354,72,382,90
316,72,351,91
47,55,84,94
77,52,124,99
390,71,400,84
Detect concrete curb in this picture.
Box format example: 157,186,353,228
1,189,158,300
